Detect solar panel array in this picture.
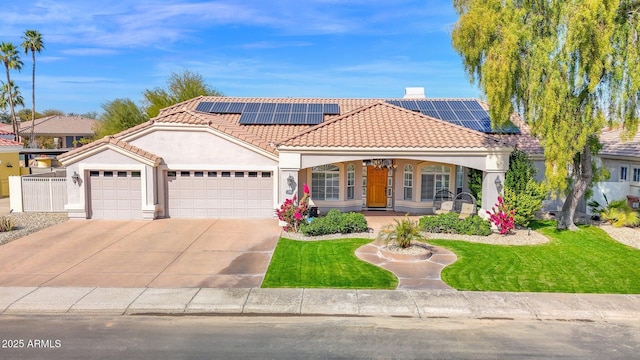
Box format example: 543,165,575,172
386,100,520,134
195,102,340,125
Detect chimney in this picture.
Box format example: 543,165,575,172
403,87,425,99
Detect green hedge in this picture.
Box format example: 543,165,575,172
300,209,369,236
419,212,491,236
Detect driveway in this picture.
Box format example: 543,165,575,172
0,218,281,288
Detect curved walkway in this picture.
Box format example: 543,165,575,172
355,240,457,290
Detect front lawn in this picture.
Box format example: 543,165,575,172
429,221,640,293
262,238,398,289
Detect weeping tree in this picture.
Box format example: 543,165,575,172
452,0,640,230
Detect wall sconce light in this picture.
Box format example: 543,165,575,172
71,171,81,185
5,162,12,168
494,175,503,193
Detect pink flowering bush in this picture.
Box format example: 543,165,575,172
486,197,516,235
277,184,310,232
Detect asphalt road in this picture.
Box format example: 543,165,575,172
1,315,639,359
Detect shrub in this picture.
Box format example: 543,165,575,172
419,212,491,236
600,199,640,227
487,197,515,234
503,149,547,227
419,212,460,234
0,216,14,232
456,215,492,236
276,184,310,232
378,215,426,248
300,209,368,236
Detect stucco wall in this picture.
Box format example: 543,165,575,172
0,151,21,197
129,129,278,169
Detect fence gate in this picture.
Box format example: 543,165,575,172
21,177,67,212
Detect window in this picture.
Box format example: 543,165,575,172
208,171,217,177
633,168,640,183
311,164,340,200
221,172,231,177
248,172,258,178
167,171,176,177
235,172,244,177
90,171,99,177
404,164,413,200
194,171,204,177
180,171,190,177
117,171,127,177
103,171,113,177
620,166,628,181
420,165,451,201
262,172,271,178
347,164,355,200
132,171,141,177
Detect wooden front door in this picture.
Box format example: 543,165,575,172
367,167,387,208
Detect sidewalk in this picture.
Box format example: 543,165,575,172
2,287,640,321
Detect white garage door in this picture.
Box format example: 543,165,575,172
166,170,273,218
88,170,142,220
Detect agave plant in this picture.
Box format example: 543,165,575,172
378,215,426,248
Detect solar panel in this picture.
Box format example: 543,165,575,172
432,101,452,111
292,103,307,112
308,104,323,113
211,102,231,113
416,101,435,111
275,103,292,113
256,112,274,124
195,102,213,113
463,101,484,111
260,103,276,113
400,100,419,111
239,113,257,124
290,113,306,124
306,113,324,124
227,102,246,113
323,104,340,115
243,103,259,112
386,99,520,134
273,113,290,123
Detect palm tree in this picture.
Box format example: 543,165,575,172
0,81,25,110
0,42,23,141
21,30,44,148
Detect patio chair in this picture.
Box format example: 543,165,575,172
435,201,454,215
458,202,476,219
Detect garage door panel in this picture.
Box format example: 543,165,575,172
89,170,143,220
166,170,273,218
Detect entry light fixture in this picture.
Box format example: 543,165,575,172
494,175,503,193
71,171,81,185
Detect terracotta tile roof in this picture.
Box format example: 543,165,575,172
279,101,507,149
18,115,98,136
0,138,22,147
58,135,161,163
599,125,640,158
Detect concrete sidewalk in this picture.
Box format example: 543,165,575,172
2,287,640,321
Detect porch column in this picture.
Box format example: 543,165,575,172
278,152,302,204
480,171,506,218
479,153,510,219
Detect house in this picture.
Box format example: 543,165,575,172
590,126,640,212
57,92,541,220
0,137,24,197
18,115,98,149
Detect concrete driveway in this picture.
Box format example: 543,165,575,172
0,218,281,288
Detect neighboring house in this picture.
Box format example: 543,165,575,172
0,125,14,140
0,137,24,197
18,115,98,149
57,93,541,220
590,126,640,212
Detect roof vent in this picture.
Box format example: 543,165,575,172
403,87,425,99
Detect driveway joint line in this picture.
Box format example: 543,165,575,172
184,288,202,313
242,288,253,314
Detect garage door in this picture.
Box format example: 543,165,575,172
166,170,273,218
88,170,142,219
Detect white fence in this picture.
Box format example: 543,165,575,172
9,175,67,212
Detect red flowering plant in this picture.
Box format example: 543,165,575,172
486,196,516,235
277,184,311,232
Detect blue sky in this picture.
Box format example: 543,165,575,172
0,0,480,115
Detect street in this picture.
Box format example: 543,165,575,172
1,315,639,359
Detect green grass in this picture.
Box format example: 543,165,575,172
429,221,640,293
262,238,398,289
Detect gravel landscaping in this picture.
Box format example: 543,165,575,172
0,212,68,246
